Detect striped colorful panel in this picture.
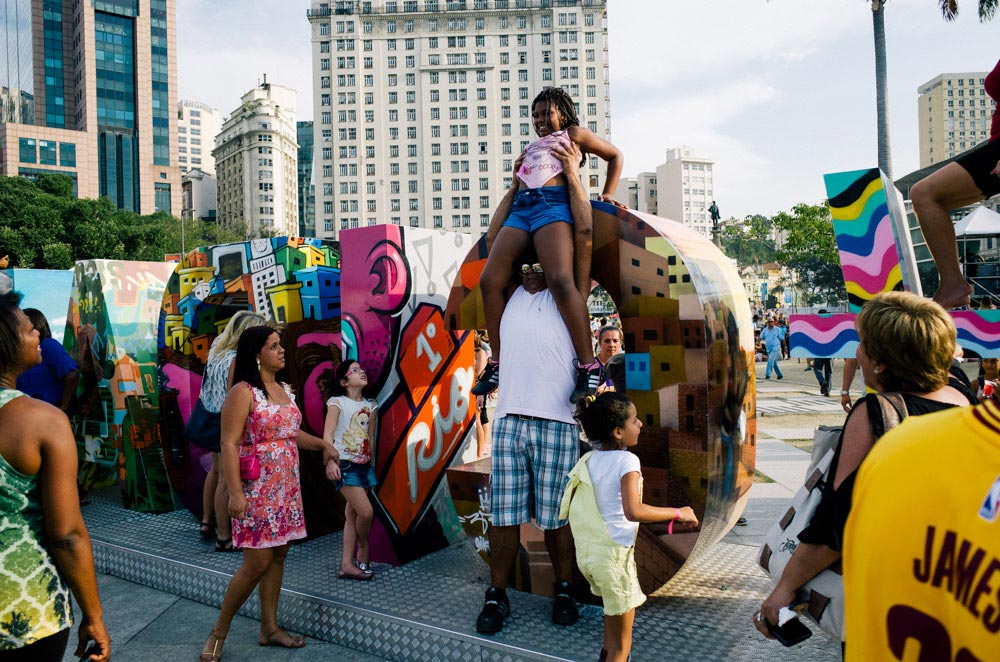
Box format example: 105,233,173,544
825,169,904,312
952,310,1000,358
788,313,858,359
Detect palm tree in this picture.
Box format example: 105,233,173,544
870,0,997,181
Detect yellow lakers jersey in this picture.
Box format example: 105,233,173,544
844,400,1000,661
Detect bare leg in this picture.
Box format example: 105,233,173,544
339,486,373,571
202,454,218,527
479,226,532,360
604,609,636,662
488,524,520,587
543,525,575,584
209,547,273,638
533,221,596,361
214,461,231,542
910,162,985,308
257,544,304,647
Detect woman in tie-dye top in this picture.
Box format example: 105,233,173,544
0,287,109,661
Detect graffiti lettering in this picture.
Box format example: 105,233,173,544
414,321,443,373
404,366,473,503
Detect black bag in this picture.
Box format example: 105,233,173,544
185,398,222,452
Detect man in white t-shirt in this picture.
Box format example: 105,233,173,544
476,255,582,635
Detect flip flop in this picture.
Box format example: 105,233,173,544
338,569,374,581
258,629,306,648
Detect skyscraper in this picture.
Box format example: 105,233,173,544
177,100,222,176
0,0,181,213
918,70,996,168
214,80,299,238
307,0,610,239
297,120,316,236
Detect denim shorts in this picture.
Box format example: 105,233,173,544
502,186,573,234
332,460,377,490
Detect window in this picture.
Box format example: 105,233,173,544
59,143,76,167
19,138,36,163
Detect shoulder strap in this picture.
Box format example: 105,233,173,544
866,392,908,441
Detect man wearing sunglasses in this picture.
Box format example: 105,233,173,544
476,252,582,636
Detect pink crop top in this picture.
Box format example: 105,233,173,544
516,130,572,189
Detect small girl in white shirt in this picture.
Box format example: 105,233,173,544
561,392,698,662
323,360,379,581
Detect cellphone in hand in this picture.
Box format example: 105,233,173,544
767,617,812,647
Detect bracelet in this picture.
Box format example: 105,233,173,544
840,390,850,396
667,519,674,535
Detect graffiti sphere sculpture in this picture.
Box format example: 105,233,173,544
446,203,756,593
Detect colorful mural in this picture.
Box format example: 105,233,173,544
445,203,756,594
62,260,176,512
157,237,343,530
791,168,1000,359
340,225,478,564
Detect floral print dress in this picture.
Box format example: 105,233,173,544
231,384,306,549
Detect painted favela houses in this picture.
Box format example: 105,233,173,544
445,202,757,594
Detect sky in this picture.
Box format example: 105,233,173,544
176,0,999,220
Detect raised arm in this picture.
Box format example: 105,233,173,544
38,408,110,661
485,150,526,251
568,125,624,207
552,140,595,299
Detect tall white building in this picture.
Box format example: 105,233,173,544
213,81,299,238
177,100,222,175
655,146,715,239
307,0,610,239
917,70,995,168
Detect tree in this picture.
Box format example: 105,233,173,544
0,175,245,268
772,203,845,306
720,214,777,268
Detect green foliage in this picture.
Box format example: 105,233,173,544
720,214,777,266
0,175,242,268
772,203,844,306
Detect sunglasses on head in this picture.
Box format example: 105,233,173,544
520,263,543,274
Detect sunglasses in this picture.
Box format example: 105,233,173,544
520,263,544,274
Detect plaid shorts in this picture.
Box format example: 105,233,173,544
490,414,580,530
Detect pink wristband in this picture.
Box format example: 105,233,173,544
668,519,675,535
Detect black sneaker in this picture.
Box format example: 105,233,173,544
570,362,603,403
552,580,579,626
476,586,510,634
471,362,500,397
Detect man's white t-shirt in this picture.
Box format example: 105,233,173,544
495,285,576,425
587,450,642,547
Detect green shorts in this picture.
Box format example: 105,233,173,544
575,540,646,616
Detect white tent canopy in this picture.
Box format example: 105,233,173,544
954,205,1000,237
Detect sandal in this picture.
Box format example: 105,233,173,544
215,537,237,552
200,520,215,541
258,628,306,648
338,568,374,581
199,630,225,662
353,559,373,574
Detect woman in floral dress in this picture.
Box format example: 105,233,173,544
200,325,339,662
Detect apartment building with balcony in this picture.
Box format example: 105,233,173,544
306,0,610,239
656,147,715,240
